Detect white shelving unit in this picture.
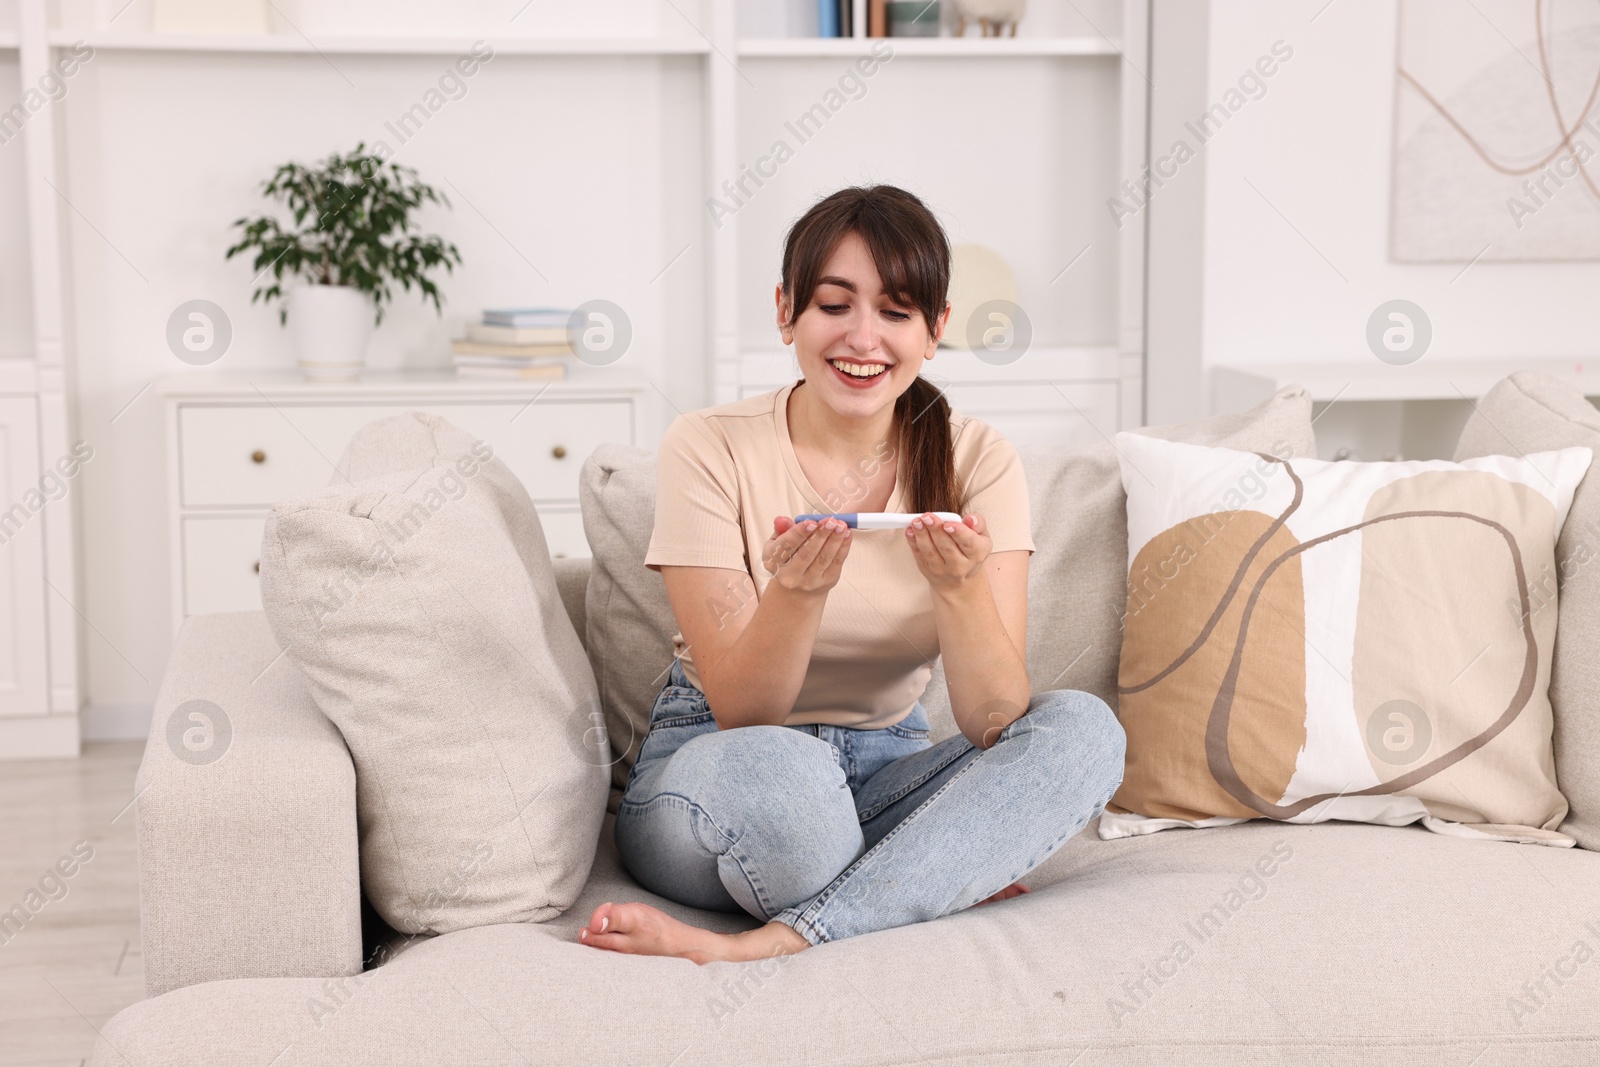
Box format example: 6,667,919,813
724,0,1149,432
35,0,1148,419
5,0,82,757
7,0,1150,754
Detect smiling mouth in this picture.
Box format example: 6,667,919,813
827,358,889,382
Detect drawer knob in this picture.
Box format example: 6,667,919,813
251,450,267,464
551,445,567,459
253,561,260,574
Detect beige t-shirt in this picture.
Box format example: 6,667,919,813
643,378,1035,729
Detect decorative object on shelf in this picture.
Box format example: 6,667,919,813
939,243,1018,351
949,0,1026,37
285,286,379,383
453,308,575,380
225,143,462,382
887,0,940,36
152,0,268,32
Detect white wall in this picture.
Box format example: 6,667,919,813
1200,0,1600,373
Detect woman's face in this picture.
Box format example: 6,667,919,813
776,231,949,419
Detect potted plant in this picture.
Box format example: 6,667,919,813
226,143,462,381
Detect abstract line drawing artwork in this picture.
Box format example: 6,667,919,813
1391,0,1600,261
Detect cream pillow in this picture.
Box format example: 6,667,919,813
259,413,607,933
1104,434,1592,846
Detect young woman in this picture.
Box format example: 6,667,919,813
578,185,1125,964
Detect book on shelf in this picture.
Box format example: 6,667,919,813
819,0,839,36
466,323,571,345
869,0,886,36
455,362,568,381
450,340,574,358
481,307,573,329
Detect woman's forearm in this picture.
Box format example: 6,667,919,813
932,573,1032,748
701,580,827,729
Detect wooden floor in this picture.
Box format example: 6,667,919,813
0,743,145,1067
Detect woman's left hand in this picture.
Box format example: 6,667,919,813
906,512,990,592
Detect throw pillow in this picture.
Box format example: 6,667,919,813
259,412,608,934
1103,434,1592,846
1455,371,1600,851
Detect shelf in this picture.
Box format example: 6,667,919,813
1212,359,1600,406
737,36,1118,58
44,31,711,56
0,31,18,49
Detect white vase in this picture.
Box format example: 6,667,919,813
287,285,375,382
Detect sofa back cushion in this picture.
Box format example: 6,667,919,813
259,412,608,934
580,444,674,805
1456,372,1600,850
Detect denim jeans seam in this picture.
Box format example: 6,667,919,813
773,908,830,947
795,748,988,931
649,710,716,730
855,740,972,824
617,790,780,918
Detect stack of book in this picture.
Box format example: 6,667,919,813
451,308,575,380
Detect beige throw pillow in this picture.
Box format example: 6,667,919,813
259,413,607,934
1105,433,1591,846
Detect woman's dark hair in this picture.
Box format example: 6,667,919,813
779,184,964,516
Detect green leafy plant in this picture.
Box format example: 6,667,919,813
225,143,463,325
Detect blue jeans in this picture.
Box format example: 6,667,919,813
614,659,1127,946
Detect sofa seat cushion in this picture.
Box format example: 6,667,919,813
95,820,1600,1066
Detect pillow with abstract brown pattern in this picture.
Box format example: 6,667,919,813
1102,433,1592,847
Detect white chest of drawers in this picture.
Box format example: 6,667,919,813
161,369,656,631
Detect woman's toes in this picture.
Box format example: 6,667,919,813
975,882,1030,907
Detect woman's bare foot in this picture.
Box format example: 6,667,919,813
578,901,809,965
975,882,1030,906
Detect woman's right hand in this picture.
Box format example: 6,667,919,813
761,516,851,595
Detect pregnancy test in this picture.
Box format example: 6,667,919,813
793,512,962,529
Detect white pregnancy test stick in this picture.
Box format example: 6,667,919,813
792,511,962,529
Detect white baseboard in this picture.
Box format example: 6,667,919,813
0,715,81,759
84,703,154,742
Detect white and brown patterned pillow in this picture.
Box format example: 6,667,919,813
1103,434,1592,847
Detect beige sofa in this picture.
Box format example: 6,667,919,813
91,381,1600,1066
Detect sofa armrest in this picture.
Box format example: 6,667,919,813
137,611,363,997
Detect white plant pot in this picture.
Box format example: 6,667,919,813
287,285,375,382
